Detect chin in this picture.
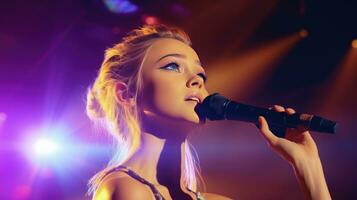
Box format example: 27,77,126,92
141,108,204,134
178,112,204,127
158,113,201,132
183,115,200,124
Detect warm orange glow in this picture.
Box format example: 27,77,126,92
186,0,280,52
205,32,302,100
143,15,159,25
352,39,357,48
318,48,357,116
94,187,111,199
299,29,308,38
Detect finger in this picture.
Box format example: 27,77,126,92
273,105,285,112
286,107,296,115
258,116,278,146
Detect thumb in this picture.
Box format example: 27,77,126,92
258,116,278,146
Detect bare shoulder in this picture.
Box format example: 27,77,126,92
202,192,233,200
93,171,154,200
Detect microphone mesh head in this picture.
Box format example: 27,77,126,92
199,93,228,120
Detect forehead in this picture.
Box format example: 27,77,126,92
143,38,200,64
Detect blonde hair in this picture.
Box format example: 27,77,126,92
86,24,204,195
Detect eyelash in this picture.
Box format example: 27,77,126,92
161,62,208,82
161,62,180,72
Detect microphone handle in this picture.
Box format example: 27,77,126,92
224,100,337,134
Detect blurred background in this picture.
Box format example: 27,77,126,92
1,0,356,199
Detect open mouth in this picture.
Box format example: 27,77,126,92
185,96,201,103
185,100,200,106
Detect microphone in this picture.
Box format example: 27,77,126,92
196,93,337,137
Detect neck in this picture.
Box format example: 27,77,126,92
122,112,198,199
123,131,186,186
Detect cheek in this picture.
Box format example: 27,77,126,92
140,74,186,117
202,87,209,99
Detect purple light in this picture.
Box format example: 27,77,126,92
170,3,191,17
103,0,138,14
0,112,7,123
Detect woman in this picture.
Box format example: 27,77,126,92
86,24,331,200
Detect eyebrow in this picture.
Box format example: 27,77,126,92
155,53,203,67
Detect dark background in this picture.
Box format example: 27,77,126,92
1,0,356,199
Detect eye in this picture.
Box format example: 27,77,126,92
161,62,180,72
198,73,208,83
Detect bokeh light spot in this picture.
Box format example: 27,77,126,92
352,39,357,48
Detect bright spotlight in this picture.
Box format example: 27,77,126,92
34,138,59,156
23,125,69,164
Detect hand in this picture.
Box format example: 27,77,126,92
257,105,320,165
257,105,331,200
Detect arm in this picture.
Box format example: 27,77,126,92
257,105,331,200
293,156,331,200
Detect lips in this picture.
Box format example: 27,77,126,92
185,92,203,103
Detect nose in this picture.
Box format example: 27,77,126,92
186,74,203,89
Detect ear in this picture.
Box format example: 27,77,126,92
114,82,135,106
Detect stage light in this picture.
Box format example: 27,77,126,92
33,138,59,157
143,15,159,25
299,29,308,38
103,0,138,14
317,45,357,116
206,32,302,99
352,39,357,48
22,125,70,165
20,123,113,179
